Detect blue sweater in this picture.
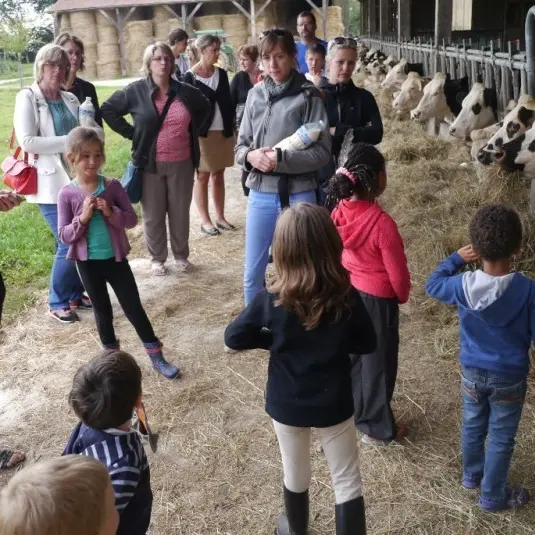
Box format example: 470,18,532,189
425,252,535,378
63,422,152,535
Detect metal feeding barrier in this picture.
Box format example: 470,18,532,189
360,35,527,116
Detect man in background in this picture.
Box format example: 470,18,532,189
295,11,327,74
169,28,190,78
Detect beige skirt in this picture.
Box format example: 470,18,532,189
198,130,235,173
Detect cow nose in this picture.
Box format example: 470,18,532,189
477,149,490,165
492,150,505,163
393,101,398,108
411,110,420,119
449,127,456,136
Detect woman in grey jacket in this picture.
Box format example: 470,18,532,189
235,29,331,305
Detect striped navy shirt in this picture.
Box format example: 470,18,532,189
63,422,152,535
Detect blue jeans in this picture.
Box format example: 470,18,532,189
244,189,317,305
461,366,526,504
39,204,85,310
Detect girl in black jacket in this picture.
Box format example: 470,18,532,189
225,202,375,535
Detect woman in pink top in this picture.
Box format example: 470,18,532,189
329,141,411,446
101,43,210,276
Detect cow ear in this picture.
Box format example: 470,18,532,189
416,79,422,92
518,106,535,127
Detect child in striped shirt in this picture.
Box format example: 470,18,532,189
63,350,152,535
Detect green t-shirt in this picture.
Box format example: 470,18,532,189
74,176,115,260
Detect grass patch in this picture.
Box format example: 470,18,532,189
0,62,33,82
0,85,131,321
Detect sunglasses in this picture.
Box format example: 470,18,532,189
332,36,359,47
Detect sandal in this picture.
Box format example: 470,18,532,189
216,220,237,231
361,425,408,446
0,449,26,470
200,224,220,236
151,262,168,276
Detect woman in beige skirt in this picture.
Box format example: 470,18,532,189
184,35,235,236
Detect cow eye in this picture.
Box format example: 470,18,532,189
472,103,482,115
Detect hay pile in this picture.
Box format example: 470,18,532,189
125,20,154,76
195,15,223,31
316,6,345,40
222,14,248,51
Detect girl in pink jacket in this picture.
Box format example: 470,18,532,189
329,142,411,446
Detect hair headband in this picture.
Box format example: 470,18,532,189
336,167,358,184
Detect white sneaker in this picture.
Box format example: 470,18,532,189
224,345,239,354
175,259,193,273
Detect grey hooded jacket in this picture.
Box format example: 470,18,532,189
235,72,331,195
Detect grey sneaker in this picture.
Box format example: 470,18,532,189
49,308,80,324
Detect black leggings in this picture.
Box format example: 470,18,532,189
76,259,157,347
0,272,5,325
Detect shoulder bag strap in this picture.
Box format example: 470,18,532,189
155,94,174,133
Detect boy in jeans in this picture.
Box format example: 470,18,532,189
63,350,153,534
426,204,530,512
0,455,119,535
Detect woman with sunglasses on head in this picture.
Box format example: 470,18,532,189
101,42,210,276
13,44,91,324
317,38,383,205
235,28,331,306
55,33,102,127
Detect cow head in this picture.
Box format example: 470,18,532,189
477,96,535,165
410,72,453,122
381,58,408,90
448,83,498,140
511,128,535,178
392,72,424,114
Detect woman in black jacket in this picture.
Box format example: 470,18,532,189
101,43,210,276
55,33,102,126
183,35,235,236
317,38,384,206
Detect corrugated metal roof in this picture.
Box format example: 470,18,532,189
50,0,227,12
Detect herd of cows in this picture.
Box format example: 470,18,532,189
355,45,535,178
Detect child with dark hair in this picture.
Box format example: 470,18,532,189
225,202,375,535
426,204,531,512
329,140,410,446
63,350,153,535
305,43,327,86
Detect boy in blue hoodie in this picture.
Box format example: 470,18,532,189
63,350,153,535
426,204,530,512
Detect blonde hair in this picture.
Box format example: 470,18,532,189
186,38,199,64
195,34,221,52
0,455,110,535
269,203,352,330
141,41,175,76
34,43,70,83
66,126,106,173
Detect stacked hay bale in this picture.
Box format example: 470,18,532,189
222,14,248,52
69,11,99,80
253,0,277,35
95,10,120,80
152,6,172,42
59,13,71,34
195,15,223,32
125,20,154,76
316,6,345,41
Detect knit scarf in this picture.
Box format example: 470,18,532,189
263,70,295,100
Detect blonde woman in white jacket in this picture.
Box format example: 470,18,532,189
14,44,90,324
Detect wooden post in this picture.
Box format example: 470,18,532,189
322,0,328,42
361,0,368,35
397,0,410,41
116,8,126,77
250,0,256,43
368,0,376,36
54,13,59,38
181,5,187,29
435,0,453,46
343,0,350,36
379,0,388,38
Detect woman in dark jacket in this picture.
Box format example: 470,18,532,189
101,42,210,276
183,35,235,236
316,38,383,206
55,33,102,126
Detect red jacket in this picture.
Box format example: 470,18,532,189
332,200,410,303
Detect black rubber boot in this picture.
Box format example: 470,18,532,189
275,487,309,535
335,496,366,535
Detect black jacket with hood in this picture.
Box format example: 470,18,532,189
322,79,383,158
101,76,210,173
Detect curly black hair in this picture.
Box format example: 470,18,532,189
469,204,522,261
326,143,386,210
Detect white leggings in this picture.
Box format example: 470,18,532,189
272,417,363,504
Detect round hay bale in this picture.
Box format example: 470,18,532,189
70,10,96,29
84,42,98,64
153,20,171,41
97,42,120,60
126,20,154,42
97,25,118,44
153,6,171,22
95,9,115,27
126,37,154,73
195,15,223,31
97,60,121,80
59,13,70,28
83,64,97,80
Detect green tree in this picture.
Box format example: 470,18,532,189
349,0,361,35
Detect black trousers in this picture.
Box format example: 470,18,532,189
0,272,5,325
350,291,399,441
76,259,157,347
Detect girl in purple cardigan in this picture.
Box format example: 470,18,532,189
58,127,180,379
